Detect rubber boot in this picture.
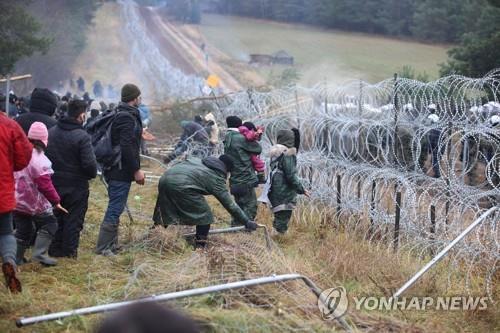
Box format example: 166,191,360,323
95,223,118,255
194,234,208,249
15,242,29,266
32,230,58,266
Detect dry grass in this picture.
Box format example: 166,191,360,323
0,170,497,332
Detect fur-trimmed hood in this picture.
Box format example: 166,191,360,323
269,144,297,159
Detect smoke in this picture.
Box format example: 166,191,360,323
120,0,204,101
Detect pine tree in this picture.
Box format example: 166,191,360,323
0,2,51,76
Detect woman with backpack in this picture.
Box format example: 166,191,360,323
14,122,68,266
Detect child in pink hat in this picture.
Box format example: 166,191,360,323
13,122,67,266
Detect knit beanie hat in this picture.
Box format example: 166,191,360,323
121,83,141,103
226,116,242,128
30,88,57,116
28,122,49,147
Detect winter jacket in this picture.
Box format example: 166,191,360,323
16,111,57,135
223,129,262,186
238,126,265,172
46,117,97,189
0,113,33,214
15,148,60,215
15,88,58,134
104,102,142,182
180,121,209,144
173,121,210,157
204,113,219,145
268,144,305,212
153,157,249,226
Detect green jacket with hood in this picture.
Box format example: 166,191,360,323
223,129,262,186
153,157,250,226
268,130,305,212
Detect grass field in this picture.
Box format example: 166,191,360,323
198,14,450,86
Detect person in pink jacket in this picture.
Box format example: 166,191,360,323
14,122,67,266
238,122,266,184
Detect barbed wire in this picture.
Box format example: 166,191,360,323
119,70,500,330
183,70,500,300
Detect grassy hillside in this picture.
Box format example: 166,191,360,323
198,14,450,86
0,158,497,332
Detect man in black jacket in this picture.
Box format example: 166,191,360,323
46,100,98,258
95,83,145,255
15,88,58,134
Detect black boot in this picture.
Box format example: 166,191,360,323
194,224,210,249
32,230,58,266
95,223,118,255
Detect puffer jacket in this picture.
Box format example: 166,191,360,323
15,149,60,215
268,144,305,212
46,117,97,189
0,113,32,213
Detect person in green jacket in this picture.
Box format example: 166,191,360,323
223,116,262,226
153,155,257,248
267,128,310,234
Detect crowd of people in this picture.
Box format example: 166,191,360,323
0,82,308,295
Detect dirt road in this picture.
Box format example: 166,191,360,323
139,7,243,92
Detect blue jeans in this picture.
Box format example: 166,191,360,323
103,181,131,226
0,212,16,265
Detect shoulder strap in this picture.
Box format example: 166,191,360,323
271,152,285,170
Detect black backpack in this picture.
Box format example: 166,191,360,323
86,109,121,170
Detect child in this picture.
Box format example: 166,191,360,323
238,122,266,183
14,122,67,266
266,128,310,234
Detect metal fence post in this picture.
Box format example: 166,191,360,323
394,190,401,251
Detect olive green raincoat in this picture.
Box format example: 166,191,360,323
153,157,250,226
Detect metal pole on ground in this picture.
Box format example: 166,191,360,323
16,273,351,331
393,206,498,297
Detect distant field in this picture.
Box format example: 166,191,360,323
72,2,141,97
199,14,450,85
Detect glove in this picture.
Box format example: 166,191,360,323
245,221,258,231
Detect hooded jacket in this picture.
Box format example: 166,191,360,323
268,129,305,211
15,148,60,215
204,113,219,145
15,88,57,134
223,130,262,186
46,117,98,188
153,157,249,226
